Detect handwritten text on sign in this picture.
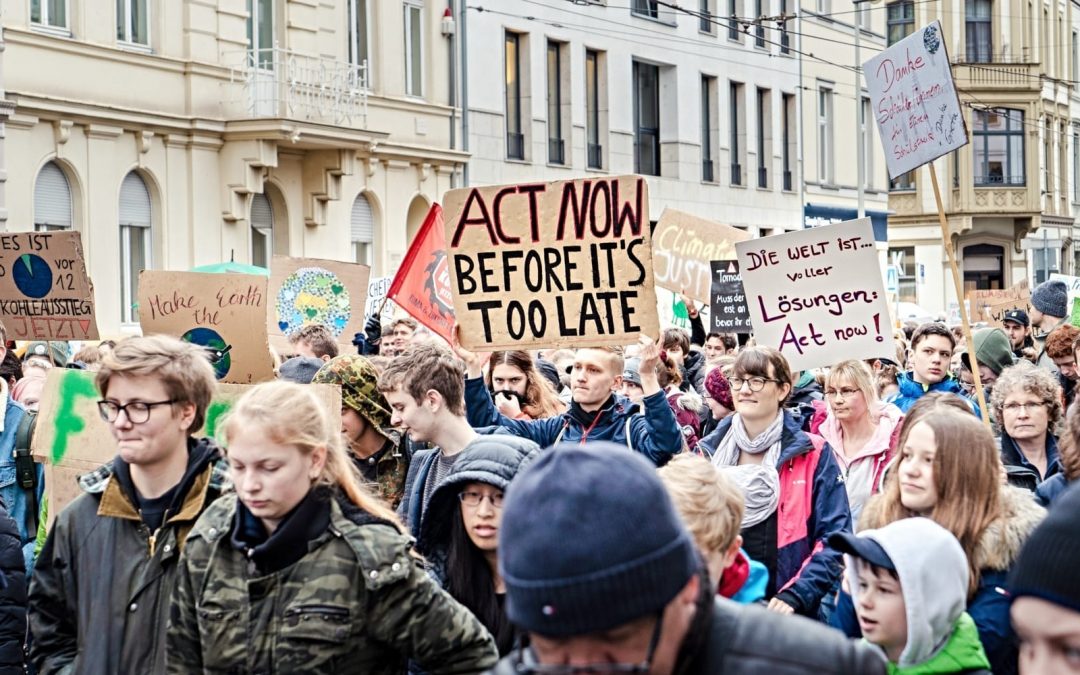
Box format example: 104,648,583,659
443,176,660,350
0,232,99,340
710,260,751,332
863,21,968,179
736,219,893,371
653,209,750,304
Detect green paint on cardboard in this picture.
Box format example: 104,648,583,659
202,400,233,443
51,371,100,463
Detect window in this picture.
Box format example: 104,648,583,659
31,0,67,29
505,33,524,160
351,194,375,266
349,0,370,72
782,93,795,191
247,0,274,68
779,0,791,53
586,49,603,169
404,1,424,96
754,0,766,47
818,85,834,184
857,2,871,29
547,41,566,165
633,0,660,19
251,193,274,269
119,172,152,325
117,0,149,45
861,96,873,188
702,76,717,182
730,81,745,185
886,1,914,46
728,0,741,41
965,0,992,62
889,246,917,302
972,108,1025,185
890,171,916,190
700,0,715,33
1073,127,1079,202
633,62,661,176
1044,117,1052,191
817,0,830,13
1073,30,1078,80
34,162,72,231
757,88,771,188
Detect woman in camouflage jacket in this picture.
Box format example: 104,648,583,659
166,381,498,674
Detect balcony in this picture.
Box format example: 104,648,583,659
950,56,1040,92
226,48,368,126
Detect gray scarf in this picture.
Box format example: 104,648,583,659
710,411,785,469
721,464,781,528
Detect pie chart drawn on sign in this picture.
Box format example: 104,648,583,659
12,254,53,299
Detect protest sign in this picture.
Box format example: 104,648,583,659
0,231,98,340
443,176,660,350
31,368,341,526
864,20,968,179
653,209,750,304
388,204,456,344
138,270,275,384
365,276,397,324
710,260,751,332
736,218,892,372
269,256,371,352
980,298,1030,329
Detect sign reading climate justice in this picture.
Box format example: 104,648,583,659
0,231,98,340
443,176,660,350
864,20,968,179
736,219,893,372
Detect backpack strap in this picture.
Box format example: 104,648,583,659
13,408,39,541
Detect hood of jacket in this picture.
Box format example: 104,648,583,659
896,372,967,400
961,328,1015,377
416,434,541,559
971,484,1045,573
885,613,990,675
847,518,969,667
820,402,904,464
669,389,706,414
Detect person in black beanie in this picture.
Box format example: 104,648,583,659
1009,481,1080,674
486,442,886,675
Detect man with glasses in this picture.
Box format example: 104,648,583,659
29,335,227,675
488,442,886,675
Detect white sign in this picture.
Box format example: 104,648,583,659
735,219,894,372
364,275,397,323
864,20,968,179
886,265,900,294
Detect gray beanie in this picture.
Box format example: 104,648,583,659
1031,280,1069,319
277,356,325,384
499,443,700,637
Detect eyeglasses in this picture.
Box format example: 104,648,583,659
458,490,504,509
97,399,177,424
513,612,664,674
1002,402,1047,414
728,377,778,392
825,387,861,400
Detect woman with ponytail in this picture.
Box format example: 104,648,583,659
166,381,498,674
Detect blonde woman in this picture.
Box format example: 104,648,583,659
166,381,498,674
818,360,904,522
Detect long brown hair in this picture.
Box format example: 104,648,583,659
865,408,1001,596
486,351,566,419
1058,399,1080,481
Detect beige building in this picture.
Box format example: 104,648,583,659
1,0,465,333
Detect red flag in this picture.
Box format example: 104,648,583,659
387,203,456,344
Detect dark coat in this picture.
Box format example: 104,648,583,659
0,505,25,675
681,350,707,395
1001,433,1062,493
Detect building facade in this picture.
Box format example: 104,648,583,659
2,0,464,334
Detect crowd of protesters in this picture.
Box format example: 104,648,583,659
0,277,1072,673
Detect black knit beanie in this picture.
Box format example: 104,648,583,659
1009,481,1080,612
499,442,701,637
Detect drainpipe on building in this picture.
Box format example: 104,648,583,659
796,7,805,230
855,0,865,220
459,0,470,187
444,4,458,188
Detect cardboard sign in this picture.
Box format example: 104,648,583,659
967,283,1030,325
864,20,968,179
710,260,751,332
736,218,893,372
32,368,342,526
443,175,660,350
269,256,371,352
980,298,1029,329
653,209,750,304
0,231,98,340
138,271,275,384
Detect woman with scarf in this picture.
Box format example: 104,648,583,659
698,347,852,620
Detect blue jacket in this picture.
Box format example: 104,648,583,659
463,377,682,466
1035,473,1070,507
1001,433,1061,492
698,412,852,617
0,400,36,572
887,372,981,417
398,448,438,539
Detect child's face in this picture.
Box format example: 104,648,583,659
1012,596,1080,675
853,558,908,662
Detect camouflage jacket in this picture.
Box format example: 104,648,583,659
363,427,409,511
167,492,499,674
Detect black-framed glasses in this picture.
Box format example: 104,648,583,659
513,612,664,674
97,399,177,424
458,490,504,509
728,376,779,392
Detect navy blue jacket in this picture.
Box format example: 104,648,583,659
463,377,682,466
1001,433,1061,493
398,448,439,539
1035,473,1070,507
886,372,981,417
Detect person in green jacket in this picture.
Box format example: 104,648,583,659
166,380,498,674
830,518,992,675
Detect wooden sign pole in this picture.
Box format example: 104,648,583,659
928,162,992,431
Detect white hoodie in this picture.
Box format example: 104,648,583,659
845,517,968,668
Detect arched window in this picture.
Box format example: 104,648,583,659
251,193,274,268
119,172,152,324
351,193,374,266
34,161,73,231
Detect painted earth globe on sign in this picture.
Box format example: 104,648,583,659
181,327,231,380
276,267,351,338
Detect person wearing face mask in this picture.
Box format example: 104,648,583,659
166,381,499,674
484,351,566,421
416,436,539,656
989,362,1064,494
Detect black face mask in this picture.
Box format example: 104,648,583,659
492,389,525,406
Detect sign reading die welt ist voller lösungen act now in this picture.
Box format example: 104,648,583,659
864,20,968,179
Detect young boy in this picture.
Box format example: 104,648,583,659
888,323,980,417
287,324,339,362
829,518,992,674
